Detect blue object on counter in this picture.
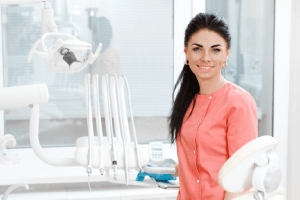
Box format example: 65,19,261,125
136,164,177,183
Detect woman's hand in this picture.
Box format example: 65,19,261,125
172,164,179,178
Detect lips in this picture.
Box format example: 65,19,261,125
197,65,214,68
197,65,213,72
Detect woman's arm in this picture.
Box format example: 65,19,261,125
172,164,179,178
227,92,258,157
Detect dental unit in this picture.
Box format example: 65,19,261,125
0,79,287,200
75,73,178,189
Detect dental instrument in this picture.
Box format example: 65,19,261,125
92,74,105,175
76,73,177,187
102,74,118,180
110,74,129,185
101,75,112,144
1,184,29,200
118,75,143,172
109,76,122,144
84,73,94,190
117,77,131,143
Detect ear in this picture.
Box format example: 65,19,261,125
226,49,230,57
225,49,230,61
184,48,187,56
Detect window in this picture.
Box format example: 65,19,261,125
205,0,275,137
2,0,174,148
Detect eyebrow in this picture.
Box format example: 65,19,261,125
192,43,222,48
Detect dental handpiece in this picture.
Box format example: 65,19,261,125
85,73,93,190
121,75,143,172
104,74,118,180
92,74,105,175
112,75,129,186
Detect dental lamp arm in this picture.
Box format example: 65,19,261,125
89,43,102,64
0,1,57,33
42,1,58,33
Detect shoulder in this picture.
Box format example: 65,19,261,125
225,82,256,108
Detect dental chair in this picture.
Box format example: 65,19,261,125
218,135,285,200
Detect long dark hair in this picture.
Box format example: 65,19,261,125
168,13,231,144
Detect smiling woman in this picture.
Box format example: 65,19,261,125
168,13,258,200
184,29,230,94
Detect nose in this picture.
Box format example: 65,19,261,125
200,51,211,63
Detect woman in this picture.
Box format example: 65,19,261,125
169,13,258,199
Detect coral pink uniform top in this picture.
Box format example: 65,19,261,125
176,81,258,200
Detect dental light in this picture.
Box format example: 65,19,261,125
27,33,102,73
23,0,103,73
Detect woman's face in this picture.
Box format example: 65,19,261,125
184,29,229,82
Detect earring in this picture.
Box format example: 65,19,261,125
186,59,189,65
223,62,227,68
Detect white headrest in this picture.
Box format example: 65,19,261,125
218,136,277,193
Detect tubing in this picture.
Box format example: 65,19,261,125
111,75,129,186
92,74,105,175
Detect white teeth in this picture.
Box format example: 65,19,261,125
200,66,211,69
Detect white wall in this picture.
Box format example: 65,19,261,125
287,0,300,198
0,7,3,138
273,0,292,192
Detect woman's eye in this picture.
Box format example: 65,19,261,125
212,49,221,53
193,48,201,52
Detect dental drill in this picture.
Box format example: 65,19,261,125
102,75,118,180
84,74,94,190
110,75,129,185
92,75,105,175
119,75,143,172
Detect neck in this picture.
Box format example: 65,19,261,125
197,75,227,95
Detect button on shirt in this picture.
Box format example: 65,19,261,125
176,81,258,200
